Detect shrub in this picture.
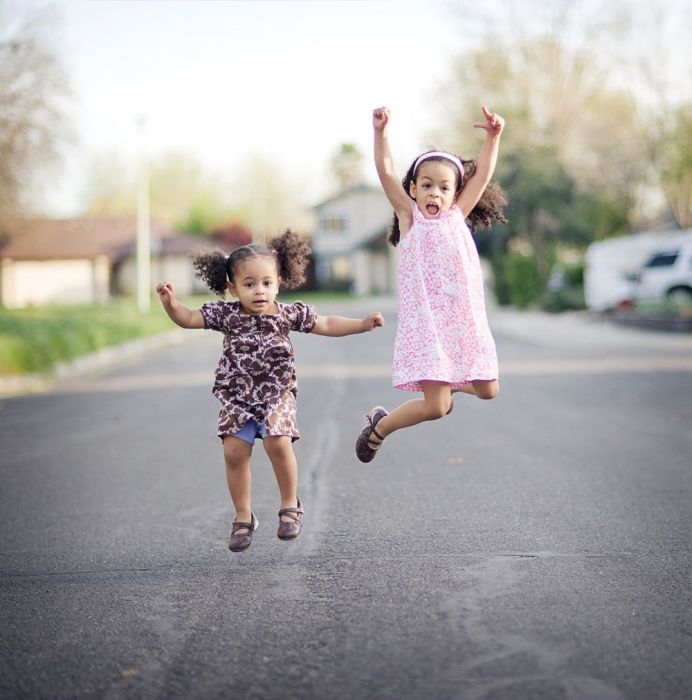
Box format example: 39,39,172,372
503,252,545,309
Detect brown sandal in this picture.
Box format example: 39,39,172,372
229,512,259,552
356,405,389,463
277,497,304,540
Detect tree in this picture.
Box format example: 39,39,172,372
83,151,135,217
85,150,237,234
483,143,627,307
0,2,71,220
655,103,692,228
434,0,692,236
434,36,647,232
329,143,364,191
229,154,313,242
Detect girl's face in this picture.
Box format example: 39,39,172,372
228,256,281,315
409,161,458,219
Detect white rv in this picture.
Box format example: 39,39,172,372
584,229,692,311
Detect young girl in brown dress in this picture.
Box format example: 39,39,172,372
157,230,383,552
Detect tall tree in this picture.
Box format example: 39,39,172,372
84,149,310,239
654,103,692,228
85,150,236,233
83,151,135,217
436,0,690,233
329,143,364,191
229,154,313,243
0,2,71,221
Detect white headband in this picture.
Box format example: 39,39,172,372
413,151,464,182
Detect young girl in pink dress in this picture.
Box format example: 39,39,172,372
356,105,508,462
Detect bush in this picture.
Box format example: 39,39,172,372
502,252,545,309
541,286,586,312
541,261,586,312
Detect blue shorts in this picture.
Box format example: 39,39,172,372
230,420,268,445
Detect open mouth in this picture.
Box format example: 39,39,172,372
426,203,440,216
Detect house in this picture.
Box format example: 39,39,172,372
311,183,397,295
0,217,200,308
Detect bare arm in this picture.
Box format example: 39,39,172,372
458,106,505,217
373,107,413,228
155,282,205,329
311,312,384,337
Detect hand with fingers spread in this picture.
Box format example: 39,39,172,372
473,105,505,137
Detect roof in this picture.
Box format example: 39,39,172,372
311,182,383,210
0,217,181,261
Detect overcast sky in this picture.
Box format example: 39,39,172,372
47,0,460,215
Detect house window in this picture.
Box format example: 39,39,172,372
320,215,348,234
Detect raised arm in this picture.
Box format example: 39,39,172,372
156,282,205,329
311,312,384,337
373,107,413,227
458,105,505,217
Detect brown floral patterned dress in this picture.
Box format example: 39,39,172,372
200,300,317,440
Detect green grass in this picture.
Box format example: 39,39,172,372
0,291,359,376
0,299,172,376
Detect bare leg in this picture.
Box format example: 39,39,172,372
263,435,299,521
374,381,454,441
453,379,500,400
223,436,253,532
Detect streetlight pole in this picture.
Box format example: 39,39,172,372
136,115,151,313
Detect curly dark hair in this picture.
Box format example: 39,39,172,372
192,230,311,297
388,151,508,246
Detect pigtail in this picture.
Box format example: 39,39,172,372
269,229,311,290
461,159,508,230
192,250,229,297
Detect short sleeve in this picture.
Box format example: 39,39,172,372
201,301,238,332
282,301,317,333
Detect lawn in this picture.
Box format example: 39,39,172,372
0,291,354,376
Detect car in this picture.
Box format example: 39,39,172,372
634,241,692,304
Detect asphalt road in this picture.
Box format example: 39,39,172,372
1,299,691,700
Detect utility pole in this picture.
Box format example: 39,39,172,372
136,115,151,313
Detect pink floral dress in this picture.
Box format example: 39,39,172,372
392,203,498,391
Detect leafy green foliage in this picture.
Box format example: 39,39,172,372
502,252,545,309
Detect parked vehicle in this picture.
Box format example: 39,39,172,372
634,240,692,304
584,229,692,311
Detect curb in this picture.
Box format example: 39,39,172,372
0,329,188,398
609,313,692,333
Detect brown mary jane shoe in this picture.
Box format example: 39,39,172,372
229,512,259,552
277,498,304,541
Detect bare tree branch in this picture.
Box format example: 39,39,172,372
0,1,72,221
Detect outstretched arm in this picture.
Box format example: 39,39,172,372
311,312,384,337
156,282,205,329
373,107,413,227
458,105,505,217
